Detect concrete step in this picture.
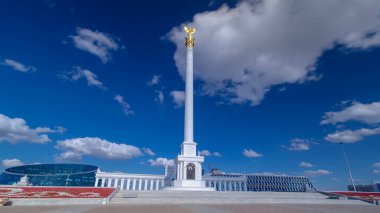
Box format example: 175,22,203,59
109,197,367,205
113,190,324,197
9,198,108,206
109,191,370,205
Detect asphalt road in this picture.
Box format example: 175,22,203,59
0,204,379,213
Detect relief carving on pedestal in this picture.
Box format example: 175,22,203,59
186,163,196,180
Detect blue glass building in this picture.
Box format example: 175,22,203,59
0,164,98,186
203,169,316,192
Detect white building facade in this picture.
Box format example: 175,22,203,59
94,169,315,192
95,171,165,191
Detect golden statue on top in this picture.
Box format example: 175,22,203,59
184,26,196,48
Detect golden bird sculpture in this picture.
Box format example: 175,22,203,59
184,26,196,48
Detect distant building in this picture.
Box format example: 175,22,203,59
0,164,98,186
0,164,316,192
348,182,380,192
203,169,315,192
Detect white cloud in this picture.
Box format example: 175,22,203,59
321,101,380,125
148,75,161,86
243,148,263,158
324,127,380,143
142,148,156,156
0,114,62,144
199,150,211,156
168,0,380,106
283,138,315,151
155,90,164,105
56,137,143,161
213,152,222,157
70,27,120,63
1,59,36,73
1,159,24,167
55,126,66,133
304,169,332,177
299,162,313,168
170,91,185,108
61,66,107,90
55,151,82,162
148,157,175,167
114,94,134,116
372,162,380,174
199,150,222,157
254,172,287,176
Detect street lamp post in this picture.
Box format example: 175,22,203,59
340,143,356,191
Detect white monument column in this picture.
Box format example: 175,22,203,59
184,42,194,143
164,26,214,191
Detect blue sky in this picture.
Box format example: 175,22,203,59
1,0,380,190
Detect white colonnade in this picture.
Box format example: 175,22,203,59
204,180,247,191
95,172,165,191
203,174,247,191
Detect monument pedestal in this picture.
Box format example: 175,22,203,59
173,180,205,188
165,143,215,191
164,179,215,191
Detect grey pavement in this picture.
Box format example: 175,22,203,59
1,204,380,213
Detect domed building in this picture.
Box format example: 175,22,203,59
0,164,98,186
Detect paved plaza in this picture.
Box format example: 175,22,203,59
1,204,379,213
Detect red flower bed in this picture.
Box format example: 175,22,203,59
331,191,380,201
0,187,115,199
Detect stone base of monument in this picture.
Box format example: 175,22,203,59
109,190,371,205
163,187,215,191
163,180,216,191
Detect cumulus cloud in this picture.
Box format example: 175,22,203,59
142,148,156,156
299,162,313,168
325,127,380,143
1,159,24,167
55,152,82,162
155,90,164,105
254,172,287,176
170,91,185,108
60,66,107,90
148,75,161,86
0,114,63,144
147,75,165,105
70,27,120,63
114,94,134,116
304,169,332,177
1,59,36,73
372,162,380,174
243,148,263,158
282,138,316,151
168,0,380,106
213,152,222,157
148,157,175,167
56,137,143,161
321,101,380,125
199,150,211,156
199,150,222,157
